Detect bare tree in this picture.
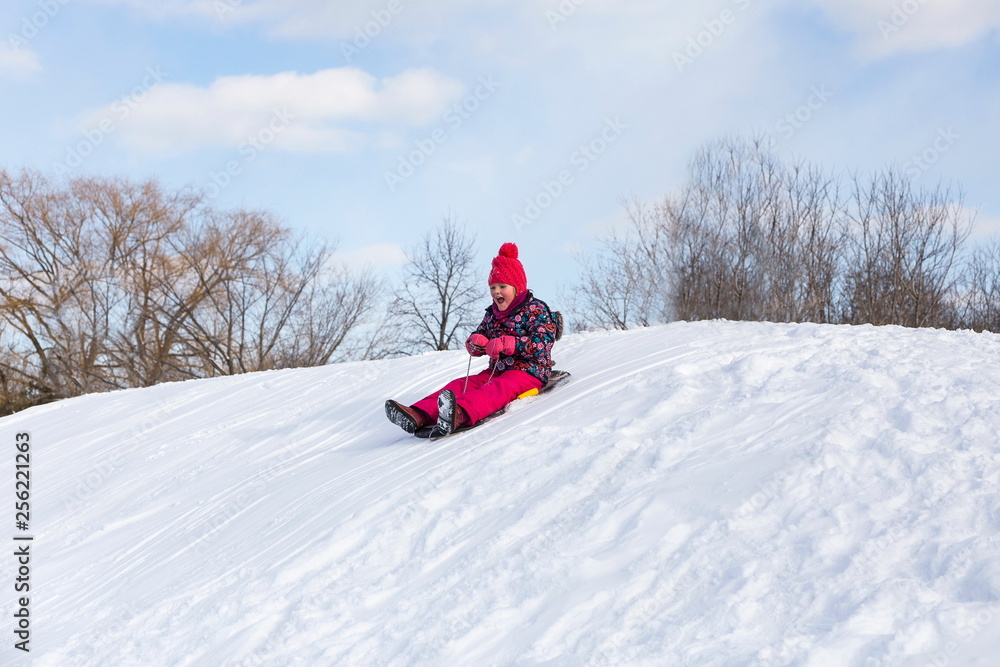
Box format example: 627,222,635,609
572,200,670,330
393,216,480,351
276,261,384,367
163,209,384,375
573,137,844,329
0,168,380,413
574,136,977,333
343,300,412,361
167,209,297,375
75,175,200,387
841,171,971,328
953,238,1000,332
668,136,844,323
0,169,126,400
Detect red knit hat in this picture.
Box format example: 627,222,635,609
489,243,527,294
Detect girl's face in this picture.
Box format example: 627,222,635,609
490,283,517,311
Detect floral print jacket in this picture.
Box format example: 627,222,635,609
469,291,557,384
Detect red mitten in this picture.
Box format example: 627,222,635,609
485,335,516,359
466,333,488,356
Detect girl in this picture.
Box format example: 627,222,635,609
386,243,558,437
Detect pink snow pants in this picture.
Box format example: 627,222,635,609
412,368,542,425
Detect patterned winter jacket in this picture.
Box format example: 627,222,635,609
468,291,557,384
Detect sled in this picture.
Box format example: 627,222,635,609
413,370,571,439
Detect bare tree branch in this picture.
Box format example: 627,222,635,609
393,216,480,352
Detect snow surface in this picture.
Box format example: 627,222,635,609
3,321,1000,666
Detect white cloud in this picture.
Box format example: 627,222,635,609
0,44,42,79
814,0,1000,57
969,211,1000,239
86,0,714,58
79,67,465,153
86,0,999,62
85,0,471,37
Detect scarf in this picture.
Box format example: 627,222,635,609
490,290,530,321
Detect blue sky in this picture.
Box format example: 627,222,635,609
2,0,998,302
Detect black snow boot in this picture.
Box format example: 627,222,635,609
385,400,427,434
430,390,459,438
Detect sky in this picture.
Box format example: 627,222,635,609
1,0,999,302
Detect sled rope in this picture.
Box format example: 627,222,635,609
463,354,499,393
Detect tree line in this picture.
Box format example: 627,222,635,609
2,137,997,413
573,136,999,334
0,170,383,414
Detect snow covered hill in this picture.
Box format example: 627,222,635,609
4,321,1000,666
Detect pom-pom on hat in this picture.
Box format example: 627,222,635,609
489,242,527,294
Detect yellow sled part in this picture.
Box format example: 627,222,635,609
515,370,571,400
